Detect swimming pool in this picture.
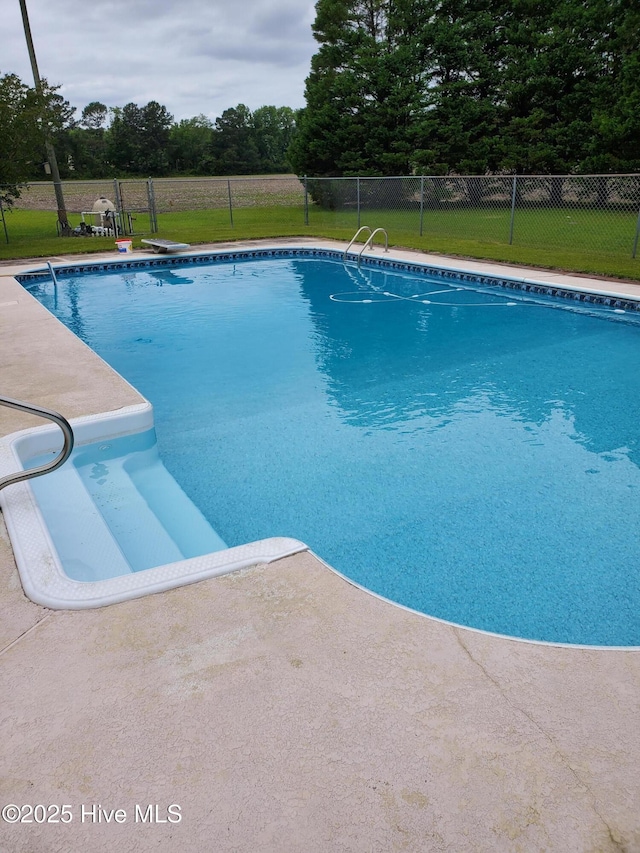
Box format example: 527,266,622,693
8,247,640,645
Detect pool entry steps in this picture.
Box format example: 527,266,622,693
0,402,306,609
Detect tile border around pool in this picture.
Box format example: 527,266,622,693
17,246,640,314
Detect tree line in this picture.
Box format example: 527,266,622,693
289,0,640,178
76,101,297,177
3,0,639,208
0,71,298,205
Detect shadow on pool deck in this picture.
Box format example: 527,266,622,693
1,241,639,852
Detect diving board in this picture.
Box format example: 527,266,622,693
141,239,191,254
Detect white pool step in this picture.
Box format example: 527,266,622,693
30,464,134,582
29,446,227,582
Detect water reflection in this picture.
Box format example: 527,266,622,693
294,260,640,466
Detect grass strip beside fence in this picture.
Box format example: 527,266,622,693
1,206,639,282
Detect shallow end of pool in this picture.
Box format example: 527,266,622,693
0,402,307,609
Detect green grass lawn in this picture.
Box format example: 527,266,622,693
2,205,639,281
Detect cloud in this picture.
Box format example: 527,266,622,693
3,0,317,120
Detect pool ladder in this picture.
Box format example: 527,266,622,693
344,227,389,267
0,396,74,492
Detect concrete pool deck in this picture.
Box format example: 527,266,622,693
1,240,639,852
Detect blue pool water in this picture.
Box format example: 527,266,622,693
23,254,640,644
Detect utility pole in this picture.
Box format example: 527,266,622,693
19,0,71,235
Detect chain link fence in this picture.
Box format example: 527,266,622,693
6,175,306,237
305,175,640,258
7,179,158,236
5,174,640,258
149,176,305,228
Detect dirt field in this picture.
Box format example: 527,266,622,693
12,175,306,213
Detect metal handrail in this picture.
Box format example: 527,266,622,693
47,262,59,286
343,226,373,259
0,396,74,492
358,228,389,267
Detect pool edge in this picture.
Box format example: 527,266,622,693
4,242,640,644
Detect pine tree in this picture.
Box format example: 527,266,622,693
291,0,638,178
289,0,428,176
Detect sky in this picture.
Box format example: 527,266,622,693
4,0,318,123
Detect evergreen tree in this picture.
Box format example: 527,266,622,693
413,0,504,175
583,0,640,173
67,102,109,178
289,0,427,177
210,105,261,174
106,101,173,175
292,0,639,178
496,0,612,175
81,102,108,129
168,115,215,174
67,126,108,177
252,106,297,172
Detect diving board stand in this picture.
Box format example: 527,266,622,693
141,239,191,254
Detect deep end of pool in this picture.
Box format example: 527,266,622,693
0,402,306,609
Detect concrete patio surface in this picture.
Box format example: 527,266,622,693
1,241,639,852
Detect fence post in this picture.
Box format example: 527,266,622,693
113,179,122,211
0,200,8,244
633,206,640,259
147,178,158,233
509,176,517,245
419,176,425,237
357,177,361,228
113,179,124,233
227,180,234,227
304,176,309,226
